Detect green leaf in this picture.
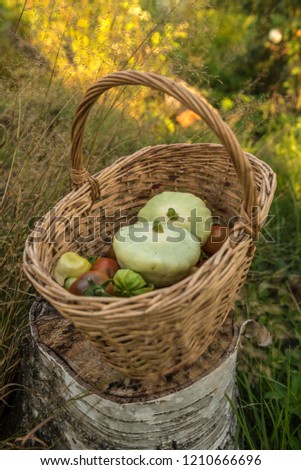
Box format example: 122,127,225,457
84,279,111,297
264,382,287,401
257,281,271,300
86,255,100,264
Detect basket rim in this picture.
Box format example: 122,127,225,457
66,143,277,204
24,237,233,305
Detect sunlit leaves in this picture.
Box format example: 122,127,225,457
21,0,185,88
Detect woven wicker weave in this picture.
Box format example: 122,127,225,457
23,71,276,378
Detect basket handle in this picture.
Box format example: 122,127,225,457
71,70,259,234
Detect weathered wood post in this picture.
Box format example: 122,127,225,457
19,300,272,450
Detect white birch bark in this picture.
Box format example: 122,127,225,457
21,300,269,450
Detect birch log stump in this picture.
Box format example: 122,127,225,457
21,299,241,450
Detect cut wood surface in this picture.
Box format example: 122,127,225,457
21,299,239,449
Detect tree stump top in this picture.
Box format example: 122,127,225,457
31,299,237,403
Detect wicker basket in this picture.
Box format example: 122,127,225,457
23,71,276,378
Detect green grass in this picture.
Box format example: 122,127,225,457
233,172,301,449
1,0,301,450
232,350,301,450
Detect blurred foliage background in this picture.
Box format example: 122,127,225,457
0,0,300,449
